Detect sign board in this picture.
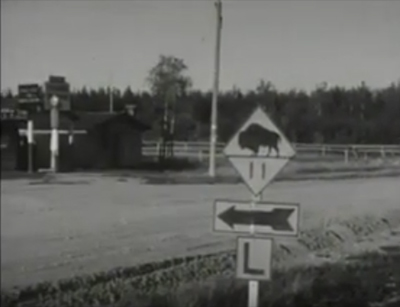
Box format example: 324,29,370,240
49,76,66,83
213,199,299,237
0,109,28,120
223,107,296,196
44,76,71,111
18,84,42,104
236,237,272,281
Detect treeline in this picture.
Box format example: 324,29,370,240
2,81,400,144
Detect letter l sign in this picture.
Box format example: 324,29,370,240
244,242,264,275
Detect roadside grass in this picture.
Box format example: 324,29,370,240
138,156,400,184
4,153,399,184
2,251,397,307
121,252,399,307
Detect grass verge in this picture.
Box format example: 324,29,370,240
141,168,400,185
1,251,398,307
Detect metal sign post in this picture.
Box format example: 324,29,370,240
212,106,300,307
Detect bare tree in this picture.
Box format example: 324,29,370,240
146,55,192,161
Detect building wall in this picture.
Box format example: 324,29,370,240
1,134,18,171
23,127,144,171
1,121,21,171
32,134,72,170
118,130,142,167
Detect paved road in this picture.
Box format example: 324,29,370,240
1,176,399,288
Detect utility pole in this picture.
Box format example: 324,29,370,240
109,86,114,113
109,72,114,113
208,0,222,177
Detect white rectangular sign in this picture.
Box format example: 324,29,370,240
236,236,273,281
213,199,300,237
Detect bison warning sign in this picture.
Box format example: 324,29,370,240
223,106,296,196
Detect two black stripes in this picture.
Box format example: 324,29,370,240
249,162,266,179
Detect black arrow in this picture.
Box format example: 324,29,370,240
218,206,294,231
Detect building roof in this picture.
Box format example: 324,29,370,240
94,112,151,131
21,111,151,132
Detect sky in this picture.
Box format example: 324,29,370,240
1,0,400,94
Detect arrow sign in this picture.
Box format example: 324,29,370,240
218,206,294,231
213,199,299,236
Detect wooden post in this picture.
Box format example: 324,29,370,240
380,146,385,159
208,0,222,178
344,149,349,164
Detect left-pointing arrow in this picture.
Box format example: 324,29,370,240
218,206,294,231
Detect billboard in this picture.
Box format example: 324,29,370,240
44,76,71,110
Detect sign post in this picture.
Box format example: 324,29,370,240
27,120,34,173
212,106,300,307
50,96,60,173
44,75,70,173
249,193,260,307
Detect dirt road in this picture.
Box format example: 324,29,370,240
1,175,399,288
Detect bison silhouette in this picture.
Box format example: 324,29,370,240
238,123,281,156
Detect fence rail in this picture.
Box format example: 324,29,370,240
142,140,400,163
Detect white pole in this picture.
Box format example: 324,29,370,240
248,192,261,307
248,281,259,307
208,0,222,177
50,128,59,172
50,96,59,172
27,120,34,173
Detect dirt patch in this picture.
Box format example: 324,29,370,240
2,177,399,289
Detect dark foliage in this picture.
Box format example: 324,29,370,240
2,80,400,144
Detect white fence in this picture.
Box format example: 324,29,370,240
142,141,400,163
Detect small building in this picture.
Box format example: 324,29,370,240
16,108,151,171
1,98,27,171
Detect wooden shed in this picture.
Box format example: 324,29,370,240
18,110,151,171
1,98,27,171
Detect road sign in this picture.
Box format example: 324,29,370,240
213,199,299,236
236,236,273,281
44,76,71,111
18,84,43,113
18,84,42,104
223,106,296,196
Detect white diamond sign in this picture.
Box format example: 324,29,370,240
223,106,296,196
